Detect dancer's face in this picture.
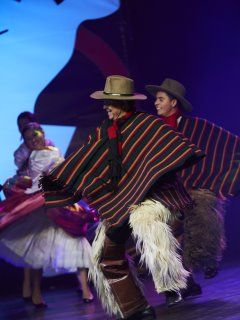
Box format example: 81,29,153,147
23,128,45,150
103,100,125,120
154,91,178,117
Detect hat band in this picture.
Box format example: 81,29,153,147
103,91,134,96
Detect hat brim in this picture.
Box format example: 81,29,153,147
145,85,192,112
90,91,147,100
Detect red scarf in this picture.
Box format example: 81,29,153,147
107,112,133,155
160,110,182,129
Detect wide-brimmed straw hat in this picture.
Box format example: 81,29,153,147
145,78,192,112
90,75,147,100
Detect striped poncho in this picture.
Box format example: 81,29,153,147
41,112,204,231
178,116,240,199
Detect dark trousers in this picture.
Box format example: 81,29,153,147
99,227,148,318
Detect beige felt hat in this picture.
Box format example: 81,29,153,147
90,75,147,100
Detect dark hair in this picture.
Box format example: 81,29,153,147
21,122,44,138
17,111,38,123
104,100,136,113
164,92,181,109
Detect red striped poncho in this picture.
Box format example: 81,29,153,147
41,112,204,231
178,116,240,199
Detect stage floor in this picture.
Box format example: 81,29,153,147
0,263,240,320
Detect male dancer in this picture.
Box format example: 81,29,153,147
146,78,240,303
41,75,204,319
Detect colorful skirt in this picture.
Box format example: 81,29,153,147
0,193,93,274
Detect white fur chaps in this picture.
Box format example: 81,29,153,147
89,222,123,318
129,199,189,293
89,199,189,317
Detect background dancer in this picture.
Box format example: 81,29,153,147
0,123,95,307
3,111,54,198
146,78,240,304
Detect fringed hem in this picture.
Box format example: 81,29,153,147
39,173,82,209
39,172,66,193
183,188,227,269
89,222,123,318
129,199,189,293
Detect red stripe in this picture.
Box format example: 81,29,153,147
92,130,178,209
191,121,214,187
122,115,153,148
201,126,223,187
108,148,193,227
77,149,109,191
100,142,191,219
229,167,240,195
219,136,238,195
66,141,102,184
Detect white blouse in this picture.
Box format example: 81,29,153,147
25,147,64,194
14,139,55,170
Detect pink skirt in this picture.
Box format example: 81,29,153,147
0,192,98,237
0,192,45,230
0,193,93,273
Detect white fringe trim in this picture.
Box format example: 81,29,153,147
89,222,123,318
129,199,189,293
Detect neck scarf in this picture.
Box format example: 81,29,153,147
160,110,182,129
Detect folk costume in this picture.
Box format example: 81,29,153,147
41,75,204,319
3,130,55,198
0,146,95,274
146,78,240,276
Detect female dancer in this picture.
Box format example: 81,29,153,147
0,123,95,307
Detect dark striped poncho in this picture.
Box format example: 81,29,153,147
178,116,240,199
41,112,204,231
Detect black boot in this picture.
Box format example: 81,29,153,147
181,275,202,299
204,266,218,279
164,291,182,307
203,258,219,279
